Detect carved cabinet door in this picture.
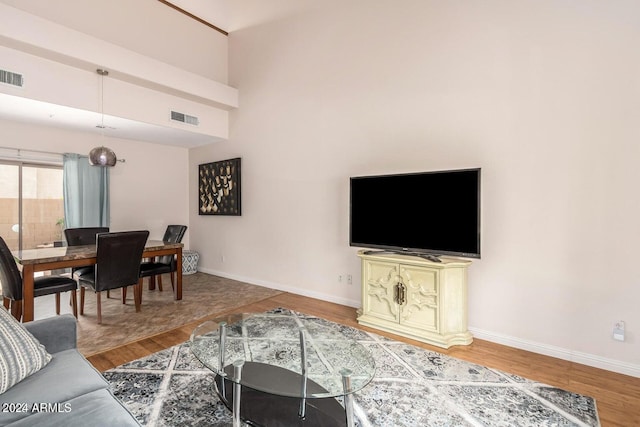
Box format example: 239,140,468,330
399,264,439,334
362,260,400,323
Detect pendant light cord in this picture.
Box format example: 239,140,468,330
97,69,108,133
88,69,125,165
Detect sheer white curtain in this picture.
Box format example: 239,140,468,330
62,153,110,228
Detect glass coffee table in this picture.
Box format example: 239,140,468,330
190,312,375,427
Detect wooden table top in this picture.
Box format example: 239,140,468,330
12,240,183,265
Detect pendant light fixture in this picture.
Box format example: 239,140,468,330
89,68,118,167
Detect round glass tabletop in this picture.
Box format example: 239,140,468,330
190,312,376,399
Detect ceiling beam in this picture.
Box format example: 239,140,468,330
157,0,228,36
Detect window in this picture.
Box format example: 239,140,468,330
0,163,64,251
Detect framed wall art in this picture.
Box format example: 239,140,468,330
198,157,241,215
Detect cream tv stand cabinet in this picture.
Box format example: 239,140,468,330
356,250,472,348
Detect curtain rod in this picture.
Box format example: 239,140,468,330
0,146,63,165
0,146,64,157
0,147,125,163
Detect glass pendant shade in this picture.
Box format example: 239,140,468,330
88,146,117,166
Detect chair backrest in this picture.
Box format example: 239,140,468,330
64,227,110,246
163,225,187,244
159,225,187,265
0,236,23,301
94,231,149,292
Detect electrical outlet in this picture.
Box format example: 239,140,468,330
347,274,353,285
613,321,625,342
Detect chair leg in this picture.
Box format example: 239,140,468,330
157,275,163,292
170,272,175,291
80,287,85,315
148,276,156,291
55,293,61,315
70,290,78,318
122,287,127,304
3,296,10,310
96,292,102,324
134,279,142,312
106,290,111,298
10,300,22,321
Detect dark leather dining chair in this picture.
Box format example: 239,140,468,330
77,231,149,324
139,225,187,292
64,227,110,246
0,236,78,321
64,227,109,278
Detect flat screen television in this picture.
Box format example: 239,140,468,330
349,168,481,260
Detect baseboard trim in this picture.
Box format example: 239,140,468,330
469,327,640,378
197,268,361,309
196,268,640,378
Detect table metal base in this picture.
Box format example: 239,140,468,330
215,362,348,427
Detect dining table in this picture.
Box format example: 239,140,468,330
11,240,183,322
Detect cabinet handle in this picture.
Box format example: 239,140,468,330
393,283,400,303
397,283,406,305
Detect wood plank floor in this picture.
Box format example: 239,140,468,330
88,292,640,427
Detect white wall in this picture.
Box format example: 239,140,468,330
0,0,228,83
0,0,222,250
189,0,640,376
1,119,190,245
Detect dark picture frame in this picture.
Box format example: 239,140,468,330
198,157,241,215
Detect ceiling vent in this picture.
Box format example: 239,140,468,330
0,69,24,88
170,110,199,126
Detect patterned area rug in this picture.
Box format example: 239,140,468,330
104,309,600,426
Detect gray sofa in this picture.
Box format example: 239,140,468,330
0,314,140,426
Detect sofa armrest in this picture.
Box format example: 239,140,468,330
23,314,77,353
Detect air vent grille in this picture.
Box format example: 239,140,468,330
0,69,24,87
170,110,199,126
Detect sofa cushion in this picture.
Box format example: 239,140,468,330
0,349,109,425
0,308,51,395
23,315,76,354
5,388,140,426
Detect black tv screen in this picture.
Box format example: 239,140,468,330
349,168,481,259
